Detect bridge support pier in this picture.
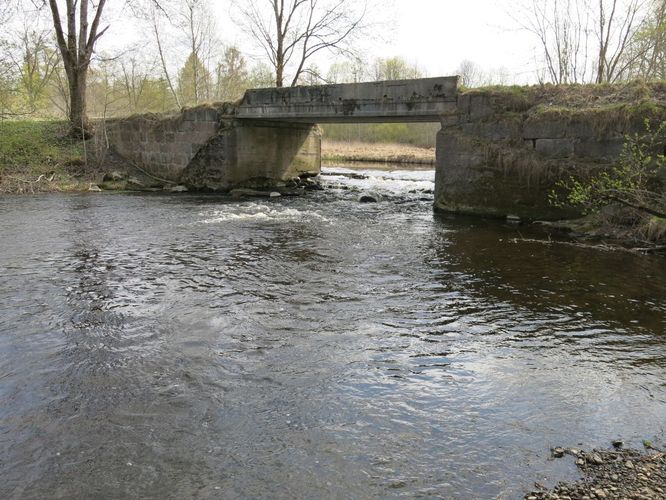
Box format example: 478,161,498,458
182,119,321,191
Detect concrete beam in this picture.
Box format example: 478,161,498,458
237,76,458,123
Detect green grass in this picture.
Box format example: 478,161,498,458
0,120,85,174
0,120,89,192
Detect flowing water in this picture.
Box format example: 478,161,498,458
1,166,665,499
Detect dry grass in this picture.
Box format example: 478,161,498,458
322,140,435,165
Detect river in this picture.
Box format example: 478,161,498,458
1,166,665,499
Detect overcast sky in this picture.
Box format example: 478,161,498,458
201,0,541,83
99,0,541,84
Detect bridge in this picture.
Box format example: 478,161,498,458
101,76,637,220
102,76,460,193
236,77,458,123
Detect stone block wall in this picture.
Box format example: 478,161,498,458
99,105,227,182
181,121,321,191
97,104,321,190
435,89,664,220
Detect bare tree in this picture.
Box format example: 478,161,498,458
42,0,110,136
456,59,486,87
519,0,592,84
178,0,215,104
6,19,60,110
147,5,181,108
628,0,666,79
519,0,646,84
326,56,367,83
235,0,370,87
595,0,644,82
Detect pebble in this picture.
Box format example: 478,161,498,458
590,453,604,465
553,447,565,458
625,460,634,469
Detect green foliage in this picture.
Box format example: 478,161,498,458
373,57,422,81
550,119,666,217
0,121,84,176
178,52,213,106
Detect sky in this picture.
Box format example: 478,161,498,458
205,0,542,84
91,0,542,85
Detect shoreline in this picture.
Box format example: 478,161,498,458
525,445,665,499
321,140,436,165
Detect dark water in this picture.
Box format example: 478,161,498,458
1,167,665,499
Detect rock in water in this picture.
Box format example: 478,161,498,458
359,194,378,203
170,185,188,192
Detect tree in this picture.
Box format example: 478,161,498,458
595,0,644,83
372,56,421,81
456,60,485,88
215,46,250,101
44,0,110,137
520,0,646,84
235,0,369,87
178,52,212,106
623,0,666,79
520,0,593,84
327,57,367,83
7,23,60,110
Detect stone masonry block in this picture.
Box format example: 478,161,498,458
524,117,568,139
574,139,624,160
469,95,494,121
535,138,574,158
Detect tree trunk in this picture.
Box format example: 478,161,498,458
68,69,90,138
47,0,107,138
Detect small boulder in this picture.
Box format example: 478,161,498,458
103,170,127,182
88,184,102,192
169,185,188,193
359,194,379,203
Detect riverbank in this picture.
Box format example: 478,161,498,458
0,121,95,193
322,139,435,165
525,445,665,499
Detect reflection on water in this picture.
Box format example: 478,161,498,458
1,167,665,498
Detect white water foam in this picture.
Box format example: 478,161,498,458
201,203,330,224
322,167,435,197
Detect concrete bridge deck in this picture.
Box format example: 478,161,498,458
237,76,458,123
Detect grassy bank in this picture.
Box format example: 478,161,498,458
322,139,436,165
0,121,94,193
